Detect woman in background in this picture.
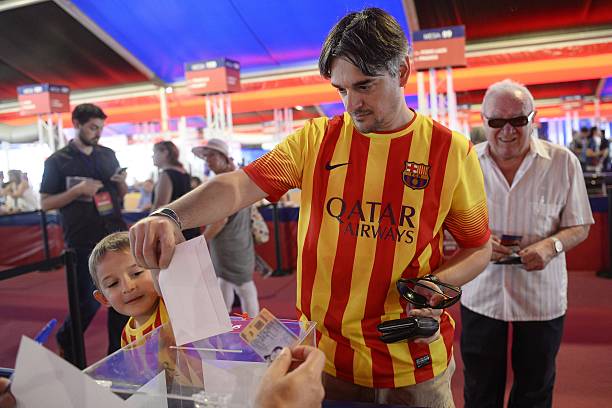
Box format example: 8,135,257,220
151,141,200,240
5,170,38,212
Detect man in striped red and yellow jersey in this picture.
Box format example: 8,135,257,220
130,7,491,407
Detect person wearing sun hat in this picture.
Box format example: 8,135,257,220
191,138,260,317
192,138,231,163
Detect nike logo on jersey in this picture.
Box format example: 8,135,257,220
325,161,350,171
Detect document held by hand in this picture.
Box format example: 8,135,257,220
11,336,125,408
158,235,232,345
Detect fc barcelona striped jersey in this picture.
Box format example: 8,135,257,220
244,111,490,387
121,297,169,347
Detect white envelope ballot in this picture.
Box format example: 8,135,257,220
12,336,125,408
159,235,232,345
125,371,167,408
202,360,267,408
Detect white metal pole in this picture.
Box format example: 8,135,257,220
57,113,65,148
416,71,428,115
438,94,447,126
564,111,572,146
462,118,470,140
205,95,212,139
428,68,438,120
159,87,169,134
2,141,10,175
446,67,458,131
572,110,579,132
558,119,566,146
212,94,219,138
178,115,187,139
218,93,226,139
37,115,44,144
47,113,55,152
226,94,233,139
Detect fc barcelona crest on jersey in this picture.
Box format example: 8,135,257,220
402,161,430,190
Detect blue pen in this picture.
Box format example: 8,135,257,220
33,318,57,345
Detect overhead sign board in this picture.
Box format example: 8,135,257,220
17,84,71,115
185,58,241,95
412,26,466,71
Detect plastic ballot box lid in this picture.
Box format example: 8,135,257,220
83,316,317,407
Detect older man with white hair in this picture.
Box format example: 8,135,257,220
460,79,594,408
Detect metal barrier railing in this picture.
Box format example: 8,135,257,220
0,211,86,369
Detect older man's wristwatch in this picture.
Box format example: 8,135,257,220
149,207,182,230
551,237,564,255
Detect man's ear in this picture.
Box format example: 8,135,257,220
398,56,411,87
93,290,110,307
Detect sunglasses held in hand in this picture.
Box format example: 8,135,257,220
396,274,462,309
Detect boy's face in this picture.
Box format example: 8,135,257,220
93,251,159,322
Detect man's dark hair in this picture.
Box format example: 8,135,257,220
72,103,107,125
319,7,409,79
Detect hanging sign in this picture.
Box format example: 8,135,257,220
17,84,71,115
185,58,241,95
412,26,466,71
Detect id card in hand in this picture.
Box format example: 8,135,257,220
500,234,522,251
240,308,298,362
494,234,524,265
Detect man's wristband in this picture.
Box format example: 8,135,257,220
149,208,182,230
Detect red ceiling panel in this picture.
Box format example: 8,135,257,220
415,0,612,41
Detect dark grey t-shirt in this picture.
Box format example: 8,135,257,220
39,141,127,248
209,206,255,285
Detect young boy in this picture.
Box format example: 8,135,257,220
90,232,206,387
89,231,168,347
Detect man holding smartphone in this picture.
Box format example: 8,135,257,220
40,103,129,363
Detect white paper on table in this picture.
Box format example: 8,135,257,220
202,360,268,408
125,371,168,408
12,336,125,408
159,235,232,345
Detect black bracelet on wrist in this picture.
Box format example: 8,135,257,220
149,207,182,230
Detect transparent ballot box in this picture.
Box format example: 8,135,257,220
84,317,317,407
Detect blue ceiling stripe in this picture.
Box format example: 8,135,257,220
71,0,410,83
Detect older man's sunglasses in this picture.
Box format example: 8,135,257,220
396,275,461,309
485,111,535,129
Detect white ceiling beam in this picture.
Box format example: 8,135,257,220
0,0,46,13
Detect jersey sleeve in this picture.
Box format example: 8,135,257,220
444,144,491,248
243,118,325,202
